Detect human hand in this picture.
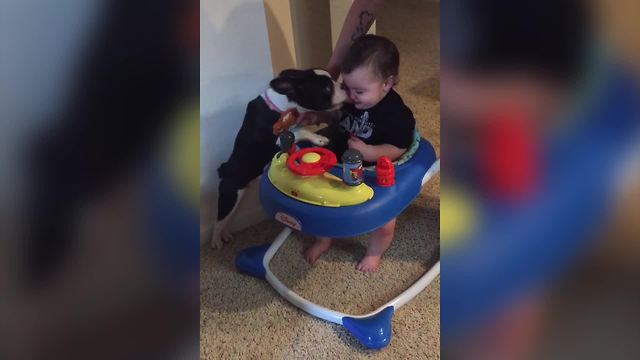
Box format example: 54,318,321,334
347,135,371,159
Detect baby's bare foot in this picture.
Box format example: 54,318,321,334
356,255,382,273
304,239,332,265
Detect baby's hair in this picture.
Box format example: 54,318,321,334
341,35,399,82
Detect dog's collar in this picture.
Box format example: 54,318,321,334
261,88,289,113
262,88,312,114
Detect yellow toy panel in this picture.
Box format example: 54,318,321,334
267,153,374,207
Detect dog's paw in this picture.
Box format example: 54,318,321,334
210,229,224,250
221,229,234,243
309,134,330,146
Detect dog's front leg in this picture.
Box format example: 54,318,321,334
211,184,246,249
211,217,236,250
294,125,330,146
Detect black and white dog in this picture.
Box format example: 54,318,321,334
211,69,347,249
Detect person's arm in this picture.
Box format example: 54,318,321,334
326,0,385,79
347,136,405,162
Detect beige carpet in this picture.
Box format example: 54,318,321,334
201,0,440,358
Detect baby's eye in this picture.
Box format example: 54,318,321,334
355,90,364,95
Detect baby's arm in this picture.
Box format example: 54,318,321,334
347,136,405,162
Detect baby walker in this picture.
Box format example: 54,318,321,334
235,129,440,349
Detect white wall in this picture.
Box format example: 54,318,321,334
200,0,274,245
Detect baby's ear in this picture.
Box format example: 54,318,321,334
270,76,296,98
383,75,396,91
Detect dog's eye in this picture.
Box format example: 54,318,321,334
325,85,332,94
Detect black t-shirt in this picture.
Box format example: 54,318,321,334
338,89,415,150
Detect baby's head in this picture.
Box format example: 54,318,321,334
341,35,399,109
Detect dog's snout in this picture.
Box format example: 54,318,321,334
333,81,349,106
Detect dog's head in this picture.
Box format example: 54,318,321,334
270,69,348,111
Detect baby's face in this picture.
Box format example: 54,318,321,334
341,66,392,110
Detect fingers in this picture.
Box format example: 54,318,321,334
347,136,363,148
347,141,361,152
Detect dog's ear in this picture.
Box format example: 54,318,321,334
278,69,306,79
271,69,311,97
270,76,296,98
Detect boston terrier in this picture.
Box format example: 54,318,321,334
211,68,348,249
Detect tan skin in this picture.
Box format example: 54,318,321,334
304,65,405,272
326,0,385,80
298,1,383,125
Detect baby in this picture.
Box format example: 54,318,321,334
304,35,416,272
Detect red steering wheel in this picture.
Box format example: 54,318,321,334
287,147,337,176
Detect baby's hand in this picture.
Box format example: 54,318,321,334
347,136,371,159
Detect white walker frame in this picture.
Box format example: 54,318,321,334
237,160,440,349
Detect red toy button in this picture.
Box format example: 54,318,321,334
479,108,540,201
376,156,395,187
